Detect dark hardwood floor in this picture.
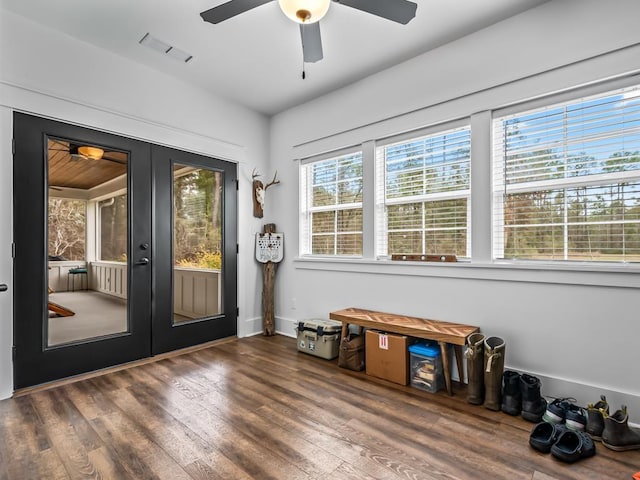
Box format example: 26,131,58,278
1,335,638,479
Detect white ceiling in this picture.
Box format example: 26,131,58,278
1,0,548,116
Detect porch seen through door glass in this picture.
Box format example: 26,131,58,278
46,138,129,347
173,165,223,324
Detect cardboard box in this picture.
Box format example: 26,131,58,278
365,330,410,385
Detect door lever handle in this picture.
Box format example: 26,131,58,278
0,284,7,292
135,257,150,266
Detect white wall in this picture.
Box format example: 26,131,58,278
0,106,13,399
270,0,640,414
0,9,270,397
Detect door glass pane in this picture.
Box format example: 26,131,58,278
173,165,223,324
46,138,129,347
98,195,127,261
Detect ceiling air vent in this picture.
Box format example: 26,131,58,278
139,33,193,63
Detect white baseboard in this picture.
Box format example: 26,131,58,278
238,316,262,338
275,315,298,338
240,315,299,338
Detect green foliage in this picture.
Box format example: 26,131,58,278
174,168,223,266
177,249,222,270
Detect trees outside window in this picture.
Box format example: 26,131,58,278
48,198,86,260
493,86,640,262
300,152,363,256
377,126,471,258
173,168,223,270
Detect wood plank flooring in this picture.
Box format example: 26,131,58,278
1,335,639,479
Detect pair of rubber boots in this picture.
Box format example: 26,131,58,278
465,334,546,420
465,334,505,411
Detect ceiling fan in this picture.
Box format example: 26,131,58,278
48,139,128,165
200,0,418,64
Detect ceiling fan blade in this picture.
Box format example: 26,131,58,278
200,0,274,24
102,151,128,164
300,23,323,63
334,0,417,24
49,139,70,149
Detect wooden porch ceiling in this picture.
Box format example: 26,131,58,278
48,139,127,190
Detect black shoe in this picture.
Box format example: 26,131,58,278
565,404,587,431
501,370,522,416
520,373,547,423
543,398,575,424
529,422,566,453
551,430,596,463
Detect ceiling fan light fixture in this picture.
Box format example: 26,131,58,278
278,0,330,24
77,146,104,160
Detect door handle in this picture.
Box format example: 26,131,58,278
135,257,149,266
0,284,7,292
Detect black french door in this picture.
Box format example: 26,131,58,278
13,113,237,389
151,145,237,354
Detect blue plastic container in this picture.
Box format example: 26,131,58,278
408,342,443,393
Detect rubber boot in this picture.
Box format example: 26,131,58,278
586,395,609,441
501,370,521,415
601,405,640,451
520,373,547,423
483,336,505,411
464,333,485,405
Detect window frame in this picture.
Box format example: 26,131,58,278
96,190,128,263
492,83,640,264
299,147,364,258
294,74,640,286
47,196,88,262
375,121,472,260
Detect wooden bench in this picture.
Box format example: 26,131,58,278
329,307,479,396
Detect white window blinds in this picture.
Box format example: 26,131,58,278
376,125,471,258
300,151,363,256
493,84,640,262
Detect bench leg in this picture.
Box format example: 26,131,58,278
454,345,465,385
439,342,453,396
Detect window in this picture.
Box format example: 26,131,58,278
493,85,640,263
376,125,471,258
98,194,127,262
48,198,86,261
173,167,222,270
300,151,363,256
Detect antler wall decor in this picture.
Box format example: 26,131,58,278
252,168,280,218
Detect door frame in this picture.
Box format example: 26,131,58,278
12,113,238,390
0,108,13,398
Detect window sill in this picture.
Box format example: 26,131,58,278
293,256,640,289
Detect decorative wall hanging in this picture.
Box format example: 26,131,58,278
255,223,284,335
252,169,280,218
